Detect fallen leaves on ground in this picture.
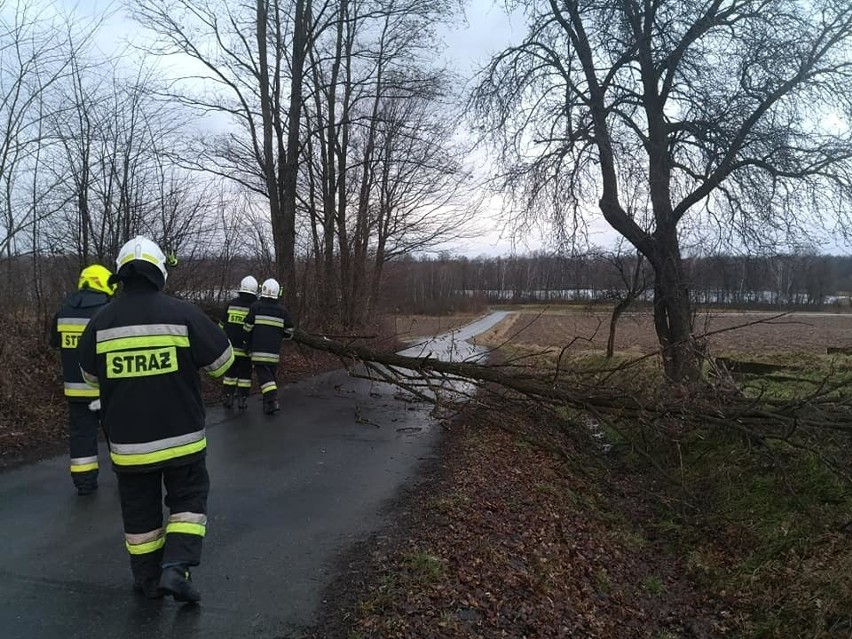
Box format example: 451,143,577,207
311,404,730,639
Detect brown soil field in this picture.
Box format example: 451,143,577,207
479,308,852,357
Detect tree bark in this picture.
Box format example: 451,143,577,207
649,230,697,382
279,0,309,310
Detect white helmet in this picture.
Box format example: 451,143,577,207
238,275,258,296
260,278,281,299
116,236,168,282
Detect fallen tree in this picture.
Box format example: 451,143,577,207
292,328,852,484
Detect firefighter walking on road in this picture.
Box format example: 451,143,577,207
77,236,233,603
220,275,258,409
51,264,116,495
243,278,294,415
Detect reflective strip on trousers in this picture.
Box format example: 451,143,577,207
261,381,277,394
237,379,252,388
125,528,165,555
166,512,207,538
64,382,99,398
70,456,98,473
109,430,206,467
223,376,237,387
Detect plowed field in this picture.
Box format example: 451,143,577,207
476,308,852,357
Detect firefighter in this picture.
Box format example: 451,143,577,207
220,275,258,409
51,264,116,495
243,278,294,415
77,236,233,603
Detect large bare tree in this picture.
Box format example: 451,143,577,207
472,0,852,381
132,0,320,307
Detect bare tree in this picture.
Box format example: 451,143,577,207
132,0,324,309
301,0,473,326
472,0,852,381
603,246,647,358
0,1,79,259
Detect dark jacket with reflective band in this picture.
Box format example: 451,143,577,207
77,289,234,473
51,289,111,402
243,298,293,364
220,293,256,356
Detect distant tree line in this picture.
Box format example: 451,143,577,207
378,252,852,315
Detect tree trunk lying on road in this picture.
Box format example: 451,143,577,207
292,330,852,435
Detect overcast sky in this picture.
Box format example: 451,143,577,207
39,1,852,257
52,0,634,257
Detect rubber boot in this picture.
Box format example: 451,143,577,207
262,394,278,415
74,470,98,496
131,550,163,598
237,393,248,410
222,388,235,409
158,566,200,604
133,575,164,599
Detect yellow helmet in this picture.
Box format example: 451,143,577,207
78,264,117,296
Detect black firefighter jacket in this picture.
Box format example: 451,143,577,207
77,287,234,473
243,298,294,364
220,292,257,358
51,289,111,402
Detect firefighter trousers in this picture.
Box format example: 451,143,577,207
116,457,209,581
223,354,252,397
68,401,99,491
254,362,279,412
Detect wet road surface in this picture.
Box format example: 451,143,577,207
0,311,511,639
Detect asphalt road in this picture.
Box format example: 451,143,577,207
0,311,511,639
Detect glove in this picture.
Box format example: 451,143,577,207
284,328,294,341
88,399,101,412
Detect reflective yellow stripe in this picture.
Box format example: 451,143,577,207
255,319,285,327
110,437,207,467
57,324,86,333
206,348,234,378
125,536,165,555
119,252,162,268
96,334,190,353
65,387,99,398
166,522,206,537
70,462,99,473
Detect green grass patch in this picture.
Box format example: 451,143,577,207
635,424,852,637
401,550,446,587
641,575,665,595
